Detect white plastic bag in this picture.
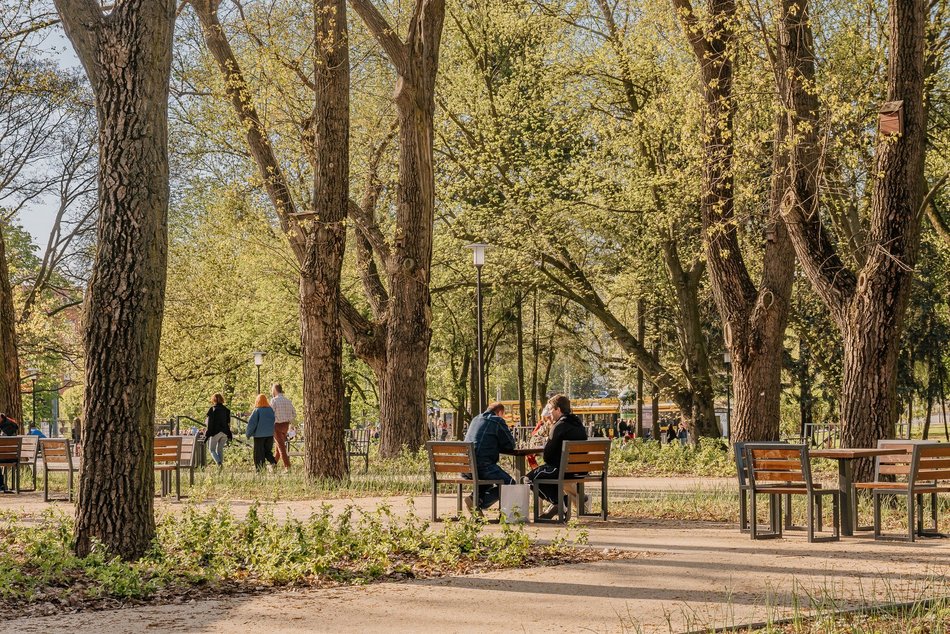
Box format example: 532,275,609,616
500,483,530,523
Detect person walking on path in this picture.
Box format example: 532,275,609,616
269,383,296,470
463,402,516,513
204,393,233,466
527,394,588,518
246,394,277,471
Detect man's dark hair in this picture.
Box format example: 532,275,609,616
547,394,571,415
273,383,283,394
487,402,505,414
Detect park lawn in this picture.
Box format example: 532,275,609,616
0,503,609,620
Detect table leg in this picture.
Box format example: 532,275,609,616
514,455,526,481
839,460,855,536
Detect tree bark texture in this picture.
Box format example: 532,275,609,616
0,225,23,424
300,0,350,480
54,0,177,559
350,0,445,457
672,0,796,444
780,0,927,480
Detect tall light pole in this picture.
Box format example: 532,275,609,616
252,351,266,395
466,243,490,414
27,367,40,430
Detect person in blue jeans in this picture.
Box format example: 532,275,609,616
463,402,515,512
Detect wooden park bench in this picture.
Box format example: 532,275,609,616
746,443,839,542
855,442,950,541
179,435,199,486
18,435,40,492
532,439,611,523
346,428,371,474
39,438,78,501
0,436,22,494
426,441,507,521
154,436,182,500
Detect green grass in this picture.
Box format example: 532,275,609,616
0,502,590,617
611,486,950,534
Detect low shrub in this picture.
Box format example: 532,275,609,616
0,503,587,614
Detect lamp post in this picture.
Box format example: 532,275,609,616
252,351,266,395
723,352,732,441
26,367,40,430
466,243,490,414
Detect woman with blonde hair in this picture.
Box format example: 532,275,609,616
245,394,277,470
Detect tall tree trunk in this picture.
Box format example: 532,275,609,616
301,0,350,479
672,0,795,444
780,0,927,482
0,225,22,424
349,0,445,457
193,0,356,476
55,0,177,560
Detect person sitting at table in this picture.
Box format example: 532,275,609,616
0,413,18,493
463,402,516,513
527,394,588,519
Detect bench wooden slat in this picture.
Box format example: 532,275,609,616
433,464,472,473
877,463,910,475
565,463,604,474
749,448,800,459
753,471,806,482
562,441,611,453
753,459,804,470
432,454,471,465
915,469,950,481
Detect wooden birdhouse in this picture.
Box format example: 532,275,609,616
879,101,904,136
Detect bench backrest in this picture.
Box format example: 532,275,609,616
912,444,950,485
873,440,918,481
734,441,749,487
746,443,811,488
19,435,39,463
347,428,370,455
154,436,182,468
0,436,21,465
39,438,72,468
426,441,475,480
559,440,611,477
178,435,197,467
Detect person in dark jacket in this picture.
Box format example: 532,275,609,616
246,394,277,470
204,393,233,466
463,402,516,512
527,394,588,517
0,413,18,493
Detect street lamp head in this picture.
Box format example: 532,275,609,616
26,367,40,378
252,351,266,367
465,243,490,268
723,351,731,365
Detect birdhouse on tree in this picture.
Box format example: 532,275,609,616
879,101,904,136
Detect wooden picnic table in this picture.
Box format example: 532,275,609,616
810,447,908,536
501,447,543,480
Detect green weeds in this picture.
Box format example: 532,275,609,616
0,502,588,615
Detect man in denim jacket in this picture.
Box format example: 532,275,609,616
463,402,515,512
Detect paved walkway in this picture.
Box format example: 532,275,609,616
2,485,948,633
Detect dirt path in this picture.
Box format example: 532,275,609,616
2,498,948,633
